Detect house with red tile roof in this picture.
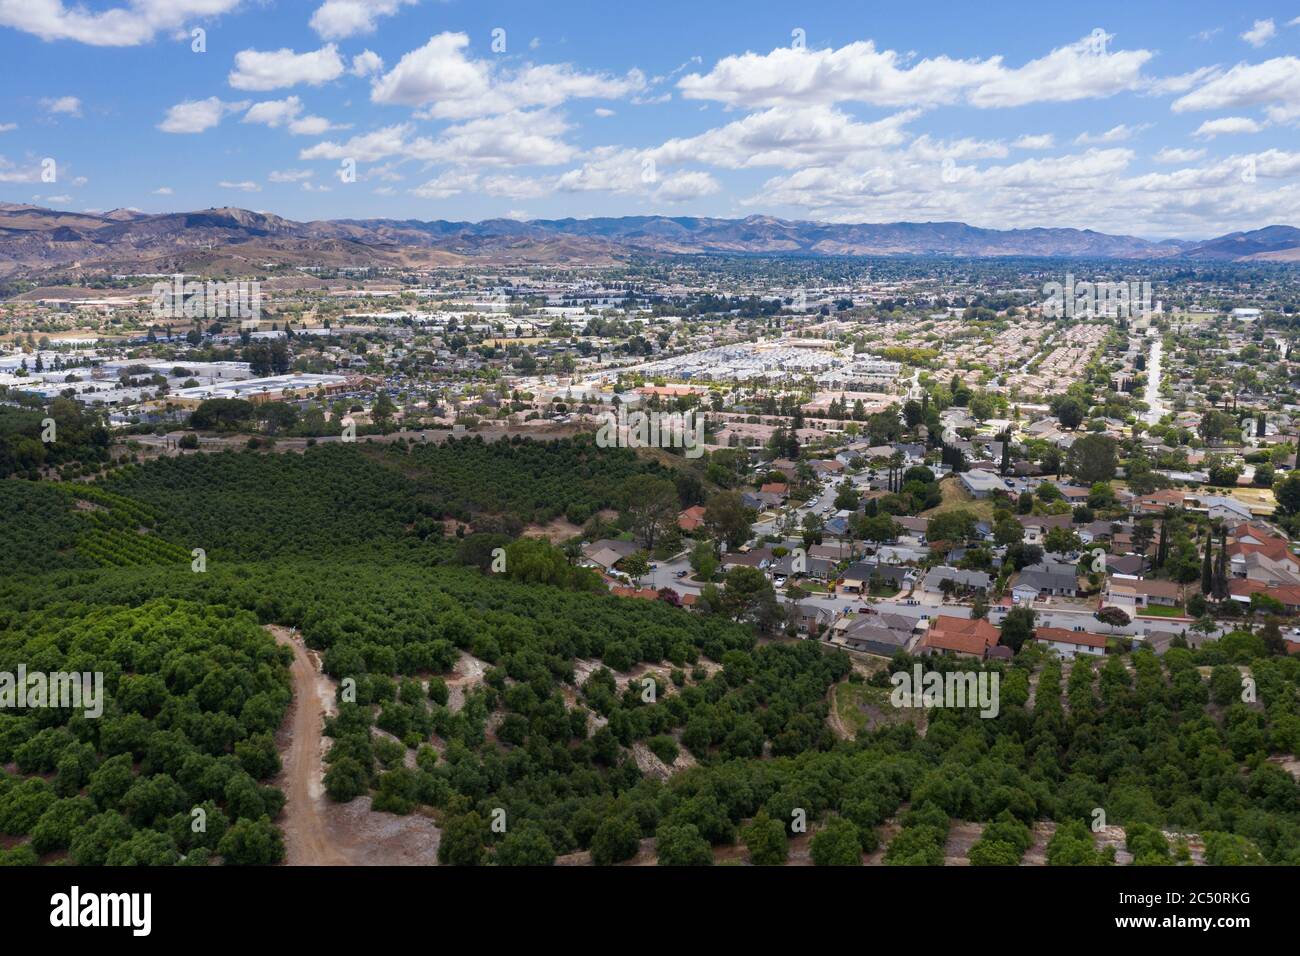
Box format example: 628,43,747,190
677,505,707,532
915,615,1000,660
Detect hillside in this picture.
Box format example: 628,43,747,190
5,203,1298,280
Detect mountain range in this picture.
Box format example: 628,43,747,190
1,203,1298,280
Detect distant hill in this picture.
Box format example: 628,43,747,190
0,203,1296,280
1178,225,1300,262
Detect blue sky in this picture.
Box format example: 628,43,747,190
2,0,1300,237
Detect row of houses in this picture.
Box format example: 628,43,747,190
817,610,1109,661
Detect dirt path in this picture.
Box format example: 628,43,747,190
270,625,349,866
827,684,855,741
269,624,442,866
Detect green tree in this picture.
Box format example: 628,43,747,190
1000,606,1036,653
655,822,713,866
742,810,789,865
811,817,863,866
1065,434,1118,484
590,814,642,866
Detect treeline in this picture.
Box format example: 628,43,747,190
0,397,111,480
0,600,289,865
398,435,681,527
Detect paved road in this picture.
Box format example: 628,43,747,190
1143,334,1166,426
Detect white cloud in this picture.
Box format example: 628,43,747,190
158,97,247,134
41,96,82,116
480,173,550,199
152,186,173,195
289,115,340,135
1012,133,1055,150
242,97,342,135
1241,18,1276,48
651,106,921,170
351,49,384,77
0,156,42,183
370,32,644,119
310,0,414,40
0,0,241,47
1074,123,1147,144
300,124,412,162
229,44,345,91
408,110,577,166
410,170,552,201
1153,147,1205,163
1193,116,1264,138
678,32,1153,110
269,168,314,182
0,122,16,132
593,107,615,117
411,168,479,199
243,97,304,127
217,180,261,192
1144,66,1222,95
304,111,575,168
653,170,721,203
1172,57,1300,113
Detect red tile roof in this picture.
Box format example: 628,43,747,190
678,505,707,531
918,615,1000,657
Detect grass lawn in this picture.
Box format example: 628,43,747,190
1139,604,1186,617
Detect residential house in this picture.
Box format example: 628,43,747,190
808,459,845,477
583,538,640,571
959,468,1006,499
787,602,833,637
1102,577,1183,612
1106,553,1147,576
1187,494,1253,523
677,505,707,533
829,611,919,656
1013,566,1080,598
771,553,835,581
920,566,992,595
915,615,1001,659
1228,579,1300,614
721,547,774,571
1032,626,1108,660
840,562,916,594
1132,489,1186,516
893,515,929,543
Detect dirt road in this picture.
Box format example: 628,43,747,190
268,624,442,866
270,625,349,866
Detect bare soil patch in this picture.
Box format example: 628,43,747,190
269,624,441,865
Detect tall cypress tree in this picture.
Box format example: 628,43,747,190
1201,534,1213,595
1213,528,1229,600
